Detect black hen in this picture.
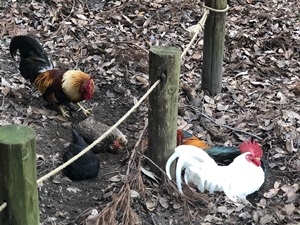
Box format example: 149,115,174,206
63,128,99,181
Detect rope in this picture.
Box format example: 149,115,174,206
181,9,210,59
0,202,7,212
204,4,229,13
181,4,229,59
36,79,161,185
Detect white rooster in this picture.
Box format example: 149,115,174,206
165,140,265,204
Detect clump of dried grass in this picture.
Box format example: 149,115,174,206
94,181,140,225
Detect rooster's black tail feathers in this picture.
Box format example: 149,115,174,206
10,35,53,83
206,146,241,164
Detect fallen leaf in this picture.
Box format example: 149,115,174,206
217,205,227,213
172,202,181,209
204,95,214,104
285,137,297,153
283,203,295,216
145,200,157,211
130,190,140,198
281,184,299,203
263,188,279,198
158,197,169,209
260,214,276,225
192,51,201,60
66,187,81,193
257,198,267,208
135,76,149,87
141,167,159,183
1,86,10,95
109,175,124,182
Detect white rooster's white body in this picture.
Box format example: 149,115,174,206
166,145,265,204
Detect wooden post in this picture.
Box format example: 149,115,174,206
0,125,39,225
202,0,227,96
148,46,181,175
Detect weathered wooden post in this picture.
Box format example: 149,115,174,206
202,0,227,96
148,46,181,175
0,125,39,225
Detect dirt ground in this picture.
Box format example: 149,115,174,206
0,0,299,224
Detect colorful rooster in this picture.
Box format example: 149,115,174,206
10,35,95,117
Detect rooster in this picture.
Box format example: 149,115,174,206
10,35,95,117
177,129,210,149
177,129,241,164
166,140,265,204
63,128,99,181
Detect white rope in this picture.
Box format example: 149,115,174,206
181,9,210,59
181,4,229,60
0,202,7,212
36,79,161,185
204,4,229,13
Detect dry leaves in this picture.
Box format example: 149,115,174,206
0,0,299,224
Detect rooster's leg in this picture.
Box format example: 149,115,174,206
77,103,93,116
59,105,70,118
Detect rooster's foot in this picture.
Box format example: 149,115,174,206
59,105,70,118
77,103,93,117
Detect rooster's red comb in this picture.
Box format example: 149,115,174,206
240,140,263,157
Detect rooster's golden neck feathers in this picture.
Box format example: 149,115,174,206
62,70,94,102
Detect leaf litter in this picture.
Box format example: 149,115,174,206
0,0,299,224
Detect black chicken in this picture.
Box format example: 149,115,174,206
63,128,99,180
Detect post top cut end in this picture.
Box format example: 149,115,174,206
0,125,36,144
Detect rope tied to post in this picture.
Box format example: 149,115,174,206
203,4,229,13
181,4,229,59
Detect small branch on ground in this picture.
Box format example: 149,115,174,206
187,105,263,141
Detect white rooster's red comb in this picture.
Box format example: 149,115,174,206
240,140,263,157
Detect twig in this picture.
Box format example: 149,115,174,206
1,95,5,109
187,104,263,141
149,213,159,225
126,119,148,176
118,41,149,54
142,155,168,177
102,171,120,177
288,153,299,164
60,0,77,22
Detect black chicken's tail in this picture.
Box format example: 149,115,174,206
10,35,53,83
71,128,88,148
206,146,241,165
